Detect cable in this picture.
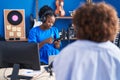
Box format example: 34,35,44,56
32,65,55,80
31,69,46,80
3,68,9,80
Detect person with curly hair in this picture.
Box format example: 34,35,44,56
28,5,61,65
53,2,120,80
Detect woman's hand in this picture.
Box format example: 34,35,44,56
39,37,53,49
54,40,61,48
45,37,53,44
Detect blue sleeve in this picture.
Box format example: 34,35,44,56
53,27,60,39
28,28,37,43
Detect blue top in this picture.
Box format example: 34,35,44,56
28,26,60,64
53,40,120,80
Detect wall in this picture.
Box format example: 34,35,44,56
0,0,85,39
0,0,34,38
0,0,120,43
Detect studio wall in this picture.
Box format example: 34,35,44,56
0,0,120,40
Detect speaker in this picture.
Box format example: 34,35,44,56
4,9,26,41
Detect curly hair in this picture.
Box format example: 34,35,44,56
38,5,55,18
72,2,119,42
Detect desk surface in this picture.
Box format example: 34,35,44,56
0,65,55,80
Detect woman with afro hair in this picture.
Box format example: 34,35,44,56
53,2,120,80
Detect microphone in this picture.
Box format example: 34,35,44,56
48,61,53,76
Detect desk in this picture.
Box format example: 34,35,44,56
0,65,55,80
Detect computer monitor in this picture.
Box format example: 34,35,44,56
0,41,40,79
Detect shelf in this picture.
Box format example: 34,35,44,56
61,38,77,40
56,16,72,19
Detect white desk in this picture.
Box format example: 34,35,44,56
0,65,55,80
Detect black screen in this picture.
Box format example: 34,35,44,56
0,41,40,70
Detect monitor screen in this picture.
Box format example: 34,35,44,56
0,41,40,70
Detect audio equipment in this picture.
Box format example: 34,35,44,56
40,10,53,23
67,24,76,40
4,9,26,41
113,21,120,47
48,55,56,76
40,14,46,23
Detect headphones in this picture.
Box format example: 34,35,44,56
40,10,54,23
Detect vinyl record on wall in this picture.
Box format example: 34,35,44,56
4,9,26,41
7,10,23,25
